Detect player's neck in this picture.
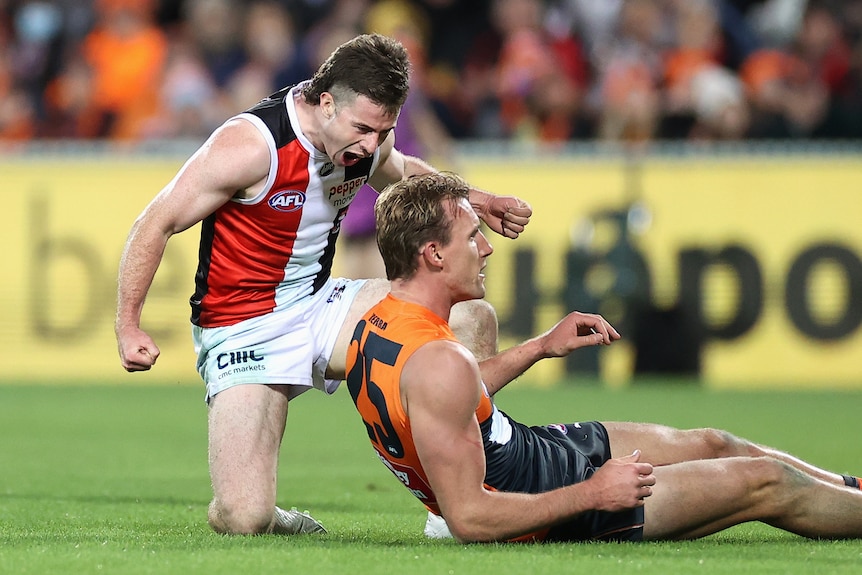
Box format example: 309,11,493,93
293,94,325,153
389,280,453,323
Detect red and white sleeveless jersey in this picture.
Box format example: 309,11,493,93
190,85,380,327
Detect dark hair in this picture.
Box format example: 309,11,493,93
375,173,471,280
301,34,411,116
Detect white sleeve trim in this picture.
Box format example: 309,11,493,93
230,112,278,205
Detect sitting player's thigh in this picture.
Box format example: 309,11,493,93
327,278,390,378
642,457,770,540
604,422,738,466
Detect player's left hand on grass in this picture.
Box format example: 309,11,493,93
472,194,532,239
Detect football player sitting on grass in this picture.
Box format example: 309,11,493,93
347,172,862,543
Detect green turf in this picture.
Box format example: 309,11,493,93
1,381,861,574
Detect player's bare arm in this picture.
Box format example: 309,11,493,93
366,132,434,191
405,341,653,543
367,136,532,240
115,119,271,372
468,189,532,239
478,311,622,396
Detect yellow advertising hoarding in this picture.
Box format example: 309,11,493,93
1,158,200,385
463,155,862,388
1,154,860,388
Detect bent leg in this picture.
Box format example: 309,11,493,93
450,298,499,361
643,456,862,540
605,421,850,487
207,383,289,534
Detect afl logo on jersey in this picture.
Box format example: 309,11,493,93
269,190,305,212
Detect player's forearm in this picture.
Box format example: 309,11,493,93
467,187,494,216
115,224,168,331
478,335,547,395
444,482,602,543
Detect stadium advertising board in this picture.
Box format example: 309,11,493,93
1,158,200,385
468,155,862,388
1,155,860,388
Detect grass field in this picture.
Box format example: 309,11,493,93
1,380,861,574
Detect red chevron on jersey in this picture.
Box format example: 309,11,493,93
191,84,380,327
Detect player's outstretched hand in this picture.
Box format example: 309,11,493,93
472,194,532,239
538,311,621,358
588,450,655,511
116,327,160,372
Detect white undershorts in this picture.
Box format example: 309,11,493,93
192,277,367,402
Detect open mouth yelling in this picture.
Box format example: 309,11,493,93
341,151,362,167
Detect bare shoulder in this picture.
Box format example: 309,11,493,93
412,339,477,370
212,116,267,144
188,117,271,197
206,117,270,167
403,340,481,405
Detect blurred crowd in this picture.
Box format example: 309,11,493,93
2,0,861,144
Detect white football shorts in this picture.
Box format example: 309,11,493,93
192,277,367,402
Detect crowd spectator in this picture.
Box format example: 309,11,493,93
78,0,168,139
1,0,861,143
661,0,750,140
590,0,666,142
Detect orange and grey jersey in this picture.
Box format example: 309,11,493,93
347,294,643,543
190,83,380,327
346,294,495,516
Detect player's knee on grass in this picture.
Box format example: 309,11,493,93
208,498,275,535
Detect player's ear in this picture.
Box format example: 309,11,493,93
320,92,336,118
420,243,444,269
